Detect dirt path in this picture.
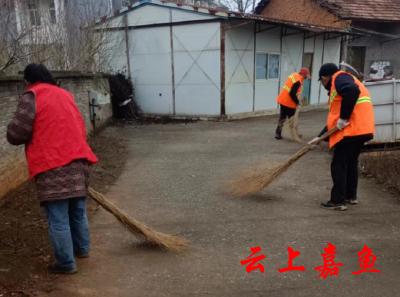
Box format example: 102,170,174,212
48,111,400,297
0,134,129,296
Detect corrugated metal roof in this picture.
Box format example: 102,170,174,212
320,0,400,22
95,0,349,33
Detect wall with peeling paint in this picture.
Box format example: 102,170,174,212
350,37,400,79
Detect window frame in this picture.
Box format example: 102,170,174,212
255,52,281,81
49,0,57,24
267,53,281,80
28,0,41,27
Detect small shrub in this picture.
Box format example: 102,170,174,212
109,71,141,119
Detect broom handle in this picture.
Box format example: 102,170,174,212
284,127,339,166
310,127,339,146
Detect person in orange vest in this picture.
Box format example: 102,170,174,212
7,64,98,274
308,63,374,211
275,68,311,140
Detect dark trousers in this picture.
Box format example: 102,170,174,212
331,140,364,204
276,104,296,135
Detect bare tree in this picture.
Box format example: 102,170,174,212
0,0,124,74
0,0,49,73
221,0,257,12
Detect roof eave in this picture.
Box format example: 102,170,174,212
341,17,400,23
93,0,352,34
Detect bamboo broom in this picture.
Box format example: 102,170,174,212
283,106,302,143
88,187,189,253
228,127,339,196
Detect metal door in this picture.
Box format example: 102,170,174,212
172,22,221,115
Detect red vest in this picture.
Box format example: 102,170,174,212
327,71,375,148
25,83,98,178
276,73,304,109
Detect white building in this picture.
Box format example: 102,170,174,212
0,0,109,49
97,0,348,118
8,0,115,35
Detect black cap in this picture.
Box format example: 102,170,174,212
318,63,339,81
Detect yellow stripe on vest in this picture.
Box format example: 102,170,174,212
328,90,337,111
283,86,291,92
329,91,371,110
289,75,296,84
356,96,372,104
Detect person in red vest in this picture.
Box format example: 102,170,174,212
7,64,98,274
275,68,311,140
309,63,374,211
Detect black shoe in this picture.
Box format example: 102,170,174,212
320,201,347,211
275,133,284,140
47,264,78,274
345,198,358,205
76,253,89,259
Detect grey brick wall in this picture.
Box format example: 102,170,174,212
0,73,111,200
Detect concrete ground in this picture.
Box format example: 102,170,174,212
50,111,400,297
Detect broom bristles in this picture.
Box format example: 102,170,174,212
88,187,189,253
228,127,339,196
283,106,302,143
228,146,310,196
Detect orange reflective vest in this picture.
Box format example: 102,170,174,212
327,71,375,148
276,73,304,109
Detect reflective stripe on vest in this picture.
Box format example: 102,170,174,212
329,92,372,111
283,80,301,97
327,71,375,148
277,73,304,109
357,96,372,104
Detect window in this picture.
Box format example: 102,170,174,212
49,0,56,24
268,54,280,79
28,0,40,26
256,54,267,80
256,53,280,80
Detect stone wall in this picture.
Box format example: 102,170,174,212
0,73,111,200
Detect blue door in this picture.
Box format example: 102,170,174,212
301,78,311,105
